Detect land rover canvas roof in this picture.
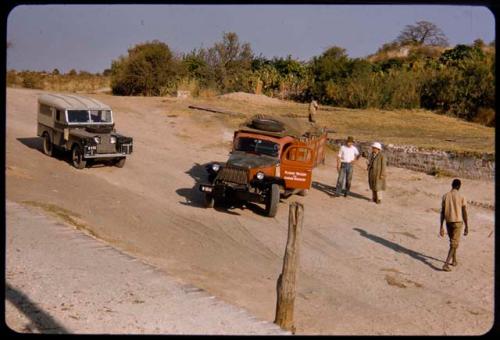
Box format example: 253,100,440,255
38,93,111,111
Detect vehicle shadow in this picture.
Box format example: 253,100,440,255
176,162,209,208
17,137,69,164
312,181,371,201
17,137,113,169
176,163,269,217
5,282,68,333
353,227,444,271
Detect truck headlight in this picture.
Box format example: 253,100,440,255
256,172,265,180
211,163,220,172
93,136,101,144
110,136,117,144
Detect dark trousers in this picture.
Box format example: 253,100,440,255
336,162,353,196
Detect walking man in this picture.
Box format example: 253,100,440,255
367,142,386,204
308,98,319,123
440,179,469,272
335,136,360,197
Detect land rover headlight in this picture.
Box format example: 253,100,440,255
256,172,265,180
211,163,220,172
110,136,117,144
93,136,101,144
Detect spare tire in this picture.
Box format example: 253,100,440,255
251,117,285,132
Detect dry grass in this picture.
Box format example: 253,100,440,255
91,91,494,155
21,200,97,238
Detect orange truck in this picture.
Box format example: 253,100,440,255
199,115,328,217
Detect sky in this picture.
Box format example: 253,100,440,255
6,4,495,73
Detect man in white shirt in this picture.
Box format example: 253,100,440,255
335,136,360,197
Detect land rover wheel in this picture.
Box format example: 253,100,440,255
265,184,280,217
71,145,87,169
42,133,53,157
204,193,215,208
114,157,126,168
251,117,285,132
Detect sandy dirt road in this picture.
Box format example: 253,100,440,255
5,88,495,335
5,200,287,334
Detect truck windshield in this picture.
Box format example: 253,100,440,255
67,110,113,124
67,110,91,123
90,110,112,123
236,137,280,157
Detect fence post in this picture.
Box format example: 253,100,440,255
274,202,304,334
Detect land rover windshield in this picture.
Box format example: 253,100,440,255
235,137,280,157
67,110,113,124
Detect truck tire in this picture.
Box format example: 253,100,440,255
71,145,87,169
265,184,280,217
42,133,53,157
204,193,215,208
251,117,285,133
114,157,126,168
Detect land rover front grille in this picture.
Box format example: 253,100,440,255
216,166,248,185
96,136,117,154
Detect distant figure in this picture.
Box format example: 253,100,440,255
335,136,360,197
308,99,319,123
440,179,469,272
367,142,386,204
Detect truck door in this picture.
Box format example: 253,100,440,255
281,145,314,190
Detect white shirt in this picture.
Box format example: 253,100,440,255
338,145,359,163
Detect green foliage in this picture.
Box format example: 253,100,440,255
9,25,493,126
111,40,180,96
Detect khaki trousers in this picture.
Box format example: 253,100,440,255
446,222,463,248
372,190,383,202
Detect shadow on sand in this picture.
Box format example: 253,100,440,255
5,282,68,333
17,137,114,168
312,181,371,202
353,227,444,271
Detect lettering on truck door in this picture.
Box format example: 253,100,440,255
281,145,314,190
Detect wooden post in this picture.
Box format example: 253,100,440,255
274,202,304,334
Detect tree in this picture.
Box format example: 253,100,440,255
205,32,254,92
110,40,180,96
395,21,448,47
52,68,60,75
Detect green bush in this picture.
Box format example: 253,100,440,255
111,40,181,96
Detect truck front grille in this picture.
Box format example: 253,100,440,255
96,136,117,154
216,166,248,185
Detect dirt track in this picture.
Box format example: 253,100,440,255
6,88,494,335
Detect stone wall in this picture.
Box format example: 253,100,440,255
328,139,495,181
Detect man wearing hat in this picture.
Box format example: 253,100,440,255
367,142,387,204
335,136,360,197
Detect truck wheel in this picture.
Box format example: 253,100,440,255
204,193,215,208
42,133,53,156
71,145,87,169
251,117,285,132
298,189,309,197
265,184,280,217
114,157,126,168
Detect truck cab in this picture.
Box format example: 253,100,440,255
200,115,327,217
37,93,133,169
